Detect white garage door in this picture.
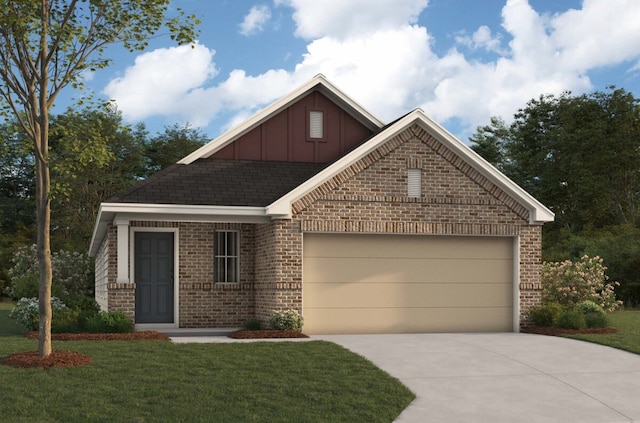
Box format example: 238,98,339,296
303,233,515,334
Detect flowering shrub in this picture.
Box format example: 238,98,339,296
542,255,622,312
6,245,94,310
269,309,304,331
9,297,68,331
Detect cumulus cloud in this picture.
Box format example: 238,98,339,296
274,0,428,39
104,0,640,139
239,5,272,36
103,43,218,123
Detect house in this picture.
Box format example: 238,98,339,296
89,74,554,334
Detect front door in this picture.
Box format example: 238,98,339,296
135,232,174,324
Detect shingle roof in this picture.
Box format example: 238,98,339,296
107,158,328,207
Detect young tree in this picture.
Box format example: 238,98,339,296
0,0,199,356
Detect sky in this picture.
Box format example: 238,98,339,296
72,0,640,143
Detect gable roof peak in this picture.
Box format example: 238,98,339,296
178,75,384,165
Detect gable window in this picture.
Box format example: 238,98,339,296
214,230,239,283
407,168,422,198
309,110,324,139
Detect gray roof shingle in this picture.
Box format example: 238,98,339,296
107,159,327,207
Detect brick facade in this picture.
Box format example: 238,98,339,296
98,124,544,330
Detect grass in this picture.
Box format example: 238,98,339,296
0,302,414,422
565,310,640,354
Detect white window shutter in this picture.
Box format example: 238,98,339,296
407,169,421,198
309,110,323,138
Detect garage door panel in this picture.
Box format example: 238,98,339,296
304,282,513,308
304,257,512,284
304,233,513,260
303,234,514,334
303,307,514,334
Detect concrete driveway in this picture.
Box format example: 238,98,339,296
314,333,640,423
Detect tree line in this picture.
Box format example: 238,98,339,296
470,87,640,306
0,106,207,295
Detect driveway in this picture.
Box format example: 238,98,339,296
314,333,640,423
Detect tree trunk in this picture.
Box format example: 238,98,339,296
35,117,53,357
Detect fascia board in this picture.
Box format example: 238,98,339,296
267,109,555,224
89,203,270,256
178,74,384,165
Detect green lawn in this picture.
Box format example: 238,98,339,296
566,310,640,354
0,303,414,422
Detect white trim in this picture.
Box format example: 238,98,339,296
89,203,270,256
178,74,384,164
513,236,521,333
266,109,554,224
131,227,180,329
116,222,130,283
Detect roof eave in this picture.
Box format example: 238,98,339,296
88,203,271,256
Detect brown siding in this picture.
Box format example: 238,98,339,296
211,90,374,163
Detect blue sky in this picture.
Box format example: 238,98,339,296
71,0,640,142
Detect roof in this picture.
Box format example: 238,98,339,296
108,159,327,207
178,74,384,164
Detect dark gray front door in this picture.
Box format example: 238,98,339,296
135,232,174,324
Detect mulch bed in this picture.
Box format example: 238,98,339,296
521,327,617,336
228,329,309,339
1,350,93,369
2,331,171,370
24,331,171,341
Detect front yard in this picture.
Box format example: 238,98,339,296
565,310,640,354
0,303,414,422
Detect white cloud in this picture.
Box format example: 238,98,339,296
239,5,272,36
104,0,640,140
274,0,428,39
103,43,218,122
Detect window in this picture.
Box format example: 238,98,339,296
214,231,239,283
309,110,324,138
407,168,422,198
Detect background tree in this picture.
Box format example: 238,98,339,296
470,87,640,306
144,123,208,174
0,0,199,356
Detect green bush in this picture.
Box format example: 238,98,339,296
9,297,68,331
82,310,134,333
52,308,81,333
555,308,586,330
584,311,609,328
244,318,262,331
577,300,604,315
269,309,304,331
5,245,95,309
528,302,563,327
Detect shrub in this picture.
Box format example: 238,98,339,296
52,308,81,333
528,302,563,327
577,300,609,328
542,255,622,312
269,309,304,331
9,297,67,331
244,318,262,331
5,245,95,310
555,308,586,330
584,311,609,328
82,310,134,333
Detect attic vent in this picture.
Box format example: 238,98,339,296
407,169,421,198
309,110,324,138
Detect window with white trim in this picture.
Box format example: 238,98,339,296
214,230,239,283
407,168,422,198
309,110,324,138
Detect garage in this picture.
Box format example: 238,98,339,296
302,233,516,334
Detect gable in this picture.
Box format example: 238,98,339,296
267,109,553,224
292,125,529,224
212,91,374,163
